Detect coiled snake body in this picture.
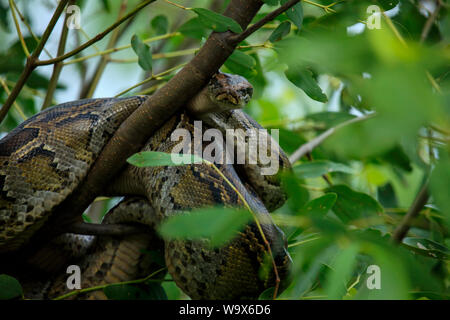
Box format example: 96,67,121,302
0,73,292,299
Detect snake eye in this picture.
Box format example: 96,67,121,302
238,87,253,97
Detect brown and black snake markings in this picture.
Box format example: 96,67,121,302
0,73,292,300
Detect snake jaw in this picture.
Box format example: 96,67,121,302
215,92,239,105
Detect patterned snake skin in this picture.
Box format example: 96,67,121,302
0,73,292,299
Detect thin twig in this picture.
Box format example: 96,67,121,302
62,33,180,66
230,0,301,43
289,114,374,164
420,0,441,43
305,152,332,186
164,0,191,10
114,63,187,97
53,267,167,300
391,181,429,244
0,78,26,120
9,0,30,57
42,0,74,110
10,0,53,59
80,0,130,99
382,10,441,93
35,0,156,67
109,48,198,64
0,0,69,123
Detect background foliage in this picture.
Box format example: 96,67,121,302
0,0,449,300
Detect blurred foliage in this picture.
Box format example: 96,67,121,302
0,0,449,300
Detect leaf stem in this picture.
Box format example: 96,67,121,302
52,267,167,300
9,0,30,57
164,0,191,10
62,33,180,66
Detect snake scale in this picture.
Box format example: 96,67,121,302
0,73,292,299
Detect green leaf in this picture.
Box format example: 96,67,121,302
159,207,252,247
258,287,276,299
151,15,169,35
101,0,110,12
274,128,307,155
269,21,291,42
131,34,153,71
285,66,328,102
430,154,450,226
324,243,360,299
305,112,355,131
0,2,9,31
82,213,93,223
281,172,310,212
104,283,167,300
280,0,303,30
262,0,279,5
178,17,208,39
192,8,242,33
402,238,450,260
224,50,256,78
127,151,204,167
145,283,168,300
377,0,399,10
325,185,383,223
293,160,354,179
0,274,22,300
299,193,337,217
377,183,398,208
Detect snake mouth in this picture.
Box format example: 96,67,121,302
215,92,240,105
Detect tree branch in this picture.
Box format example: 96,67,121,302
230,0,301,43
289,114,375,164
9,0,30,57
35,0,156,67
391,182,430,244
0,0,69,123
420,0,441,43
79,0,132,99
42,0,75,110
0,0,155,124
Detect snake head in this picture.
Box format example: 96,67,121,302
208,72,253,109
188,72,253,115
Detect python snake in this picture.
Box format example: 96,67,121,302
0,73,292,299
